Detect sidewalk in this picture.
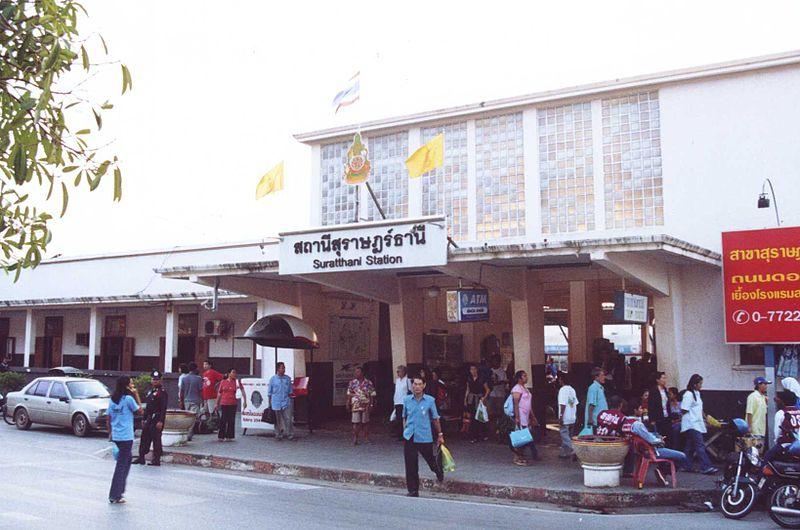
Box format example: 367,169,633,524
164,420,718,509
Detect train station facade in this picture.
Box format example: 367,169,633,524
2,51,799,415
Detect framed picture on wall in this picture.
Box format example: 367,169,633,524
330,316,369,360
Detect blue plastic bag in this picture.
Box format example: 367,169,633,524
112,443,119,461
510,427,533,448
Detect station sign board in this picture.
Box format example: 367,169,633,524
279,216,447,275
722,226,800,344
446,288,489,323
613,291,648,323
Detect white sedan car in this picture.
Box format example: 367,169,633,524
5,377,110,437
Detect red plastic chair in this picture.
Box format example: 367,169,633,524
631,435,677,489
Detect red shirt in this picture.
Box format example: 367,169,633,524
596,409,626,437
217,378,239,406
202,369,223,400
779,406,800,445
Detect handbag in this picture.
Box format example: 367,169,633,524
261,408,277,424
510,427,533,448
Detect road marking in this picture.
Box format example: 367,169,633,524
169,467,320,490
0,512,44,522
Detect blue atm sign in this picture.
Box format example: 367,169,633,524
446,289,489,323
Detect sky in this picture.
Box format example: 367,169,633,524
40,0,800,257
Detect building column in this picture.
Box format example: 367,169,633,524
88,306,101,370
652,271,682,389
511,271,546,430
23,308,36,368
389,278,423,376
569,280,602,391
257,299,304,380
164,307,178,373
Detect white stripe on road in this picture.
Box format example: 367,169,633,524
0,512,44,522
168,467,320,490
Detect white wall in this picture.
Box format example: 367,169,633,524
3,310,27,354
36,308,91,357
198,302,256,359
123,306,166,357
661,66,800,252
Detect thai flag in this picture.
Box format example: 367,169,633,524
332,72,360,114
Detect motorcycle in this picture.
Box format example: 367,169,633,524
719,418,768,519
768,460,800,528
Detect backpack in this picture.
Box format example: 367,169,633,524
504,393,514,418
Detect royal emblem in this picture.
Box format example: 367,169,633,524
344,132,371,185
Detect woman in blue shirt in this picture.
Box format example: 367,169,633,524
106,376,141,504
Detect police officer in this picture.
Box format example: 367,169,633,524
134,370,168,466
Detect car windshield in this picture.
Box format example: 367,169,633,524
66,381,110,399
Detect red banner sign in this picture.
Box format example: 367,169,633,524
722,226,800,344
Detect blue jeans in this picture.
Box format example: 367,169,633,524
656,447,688,469
682,429,712,471
109,440,133,501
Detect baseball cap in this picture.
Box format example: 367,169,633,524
150,370,162,380
754,376,772,386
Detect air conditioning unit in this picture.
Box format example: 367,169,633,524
204,320,228,337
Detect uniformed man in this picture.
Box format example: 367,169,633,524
133,370,168,466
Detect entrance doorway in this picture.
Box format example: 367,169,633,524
35,317,63,368
177,313,198,366
101,315,126,370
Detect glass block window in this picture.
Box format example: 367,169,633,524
421,122,469,240
475,113,525,240
538,102,595,234
365,132,409,221
602,91,663,229
320,141,357,226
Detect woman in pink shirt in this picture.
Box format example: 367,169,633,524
214,369,247,441
511,370,539,466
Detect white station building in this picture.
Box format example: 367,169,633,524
2,50,799,416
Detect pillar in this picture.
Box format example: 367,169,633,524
389,278,423,377
164,307,178,373
652,271,682,389
23,308,36,368
88,306,101,370
569,280,601,392
511,271,546,432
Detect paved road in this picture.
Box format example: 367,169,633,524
0,424,780,529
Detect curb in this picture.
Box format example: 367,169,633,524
165,451,716,508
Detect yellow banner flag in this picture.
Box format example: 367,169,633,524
405,133,444,178
255,161,284,199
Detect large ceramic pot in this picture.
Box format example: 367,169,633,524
572,435,629,488
162,409,196,447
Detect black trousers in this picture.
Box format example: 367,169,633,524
655,419,674,448
219,405,237,439
404,437,438,493
394,405,405,439
139,419,162,463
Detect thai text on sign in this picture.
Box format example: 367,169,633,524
722,226,800,344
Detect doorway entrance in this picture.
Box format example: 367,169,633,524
177,313,198,366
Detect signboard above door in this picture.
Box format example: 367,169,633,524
279,216,447,275
613,291,648,323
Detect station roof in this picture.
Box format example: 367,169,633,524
294,49,800,144
0,239,277,308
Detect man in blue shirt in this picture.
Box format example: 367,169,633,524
268,362,295,441
403,376,444,497
585,367,608,432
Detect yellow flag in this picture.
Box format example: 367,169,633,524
255,161,284,199
405,133,444,178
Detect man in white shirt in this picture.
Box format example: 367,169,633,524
393,366,412,441
557,373,579,459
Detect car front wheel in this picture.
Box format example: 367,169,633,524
72,413,89,437
14,408,32,430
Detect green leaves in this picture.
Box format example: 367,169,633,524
121,64,132,94
81,45,89,71
0,0,130,277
